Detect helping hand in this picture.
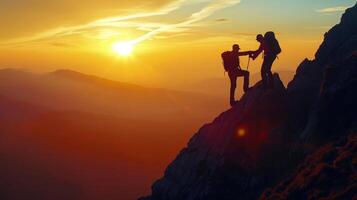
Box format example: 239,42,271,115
249,53,255,60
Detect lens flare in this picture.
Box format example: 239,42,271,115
237,128,246,137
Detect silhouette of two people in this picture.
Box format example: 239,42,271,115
222,31,281,106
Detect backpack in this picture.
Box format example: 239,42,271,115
221,51,234,72
265,32,281,55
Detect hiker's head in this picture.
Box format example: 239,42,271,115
256,34,264,42
232,44,240,52
264,31,276,40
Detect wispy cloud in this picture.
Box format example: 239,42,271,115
316,6,348,13
3,0,188,45
131,0,241,44
3,0,241,47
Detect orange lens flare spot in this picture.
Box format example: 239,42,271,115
236,128,246,137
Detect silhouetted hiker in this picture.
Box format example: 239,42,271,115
251,32,281,89
221,44,253,106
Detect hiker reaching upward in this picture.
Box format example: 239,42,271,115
251,32,281,89
221,44,253,106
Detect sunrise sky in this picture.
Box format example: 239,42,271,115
0,0,355,88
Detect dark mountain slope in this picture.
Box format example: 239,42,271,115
287,3,357,143
141,76,291,200
260,133,357,200
141,3,357,200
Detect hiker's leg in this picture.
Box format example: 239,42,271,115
236,70,249,92
268,71,274,88
261,63,268,88
229,72,237,105
265,55,276,88
242,70,250,92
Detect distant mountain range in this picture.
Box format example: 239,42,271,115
0,69,227,200
0,68,225,121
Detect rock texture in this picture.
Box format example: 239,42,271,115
141,3,357,200
315,4,357,65
260,134,357,200
289,2,357,143
142,76,290,200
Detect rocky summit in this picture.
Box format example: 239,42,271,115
141,3,357,200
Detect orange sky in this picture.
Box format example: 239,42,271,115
0,0,355,89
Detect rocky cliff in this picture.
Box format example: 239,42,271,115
141,3,357,200
260,134,357,200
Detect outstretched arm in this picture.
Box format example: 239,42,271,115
237,51,254,56
251,44,263,60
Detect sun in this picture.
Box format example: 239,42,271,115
112,41,134,56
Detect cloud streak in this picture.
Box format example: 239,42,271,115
3,0,241,47
316,6,348,13
3,0,188,45
132,0,241,44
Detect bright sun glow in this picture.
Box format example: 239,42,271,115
113,41,134,56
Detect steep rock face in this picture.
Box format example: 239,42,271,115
260,133,357,200
286,59,323,136
141,76,290,200
286,2,357,142
301,55,357,142
315,4,357,64
141,3,357,200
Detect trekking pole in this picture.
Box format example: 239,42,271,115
247,56,251,70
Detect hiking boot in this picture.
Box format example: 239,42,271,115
244,87,251,93
230,100,238,107
260,83,268,90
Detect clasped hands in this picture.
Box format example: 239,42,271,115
247,51,256,60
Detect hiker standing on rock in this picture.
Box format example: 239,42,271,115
221,44,254,106
251,32,281,89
